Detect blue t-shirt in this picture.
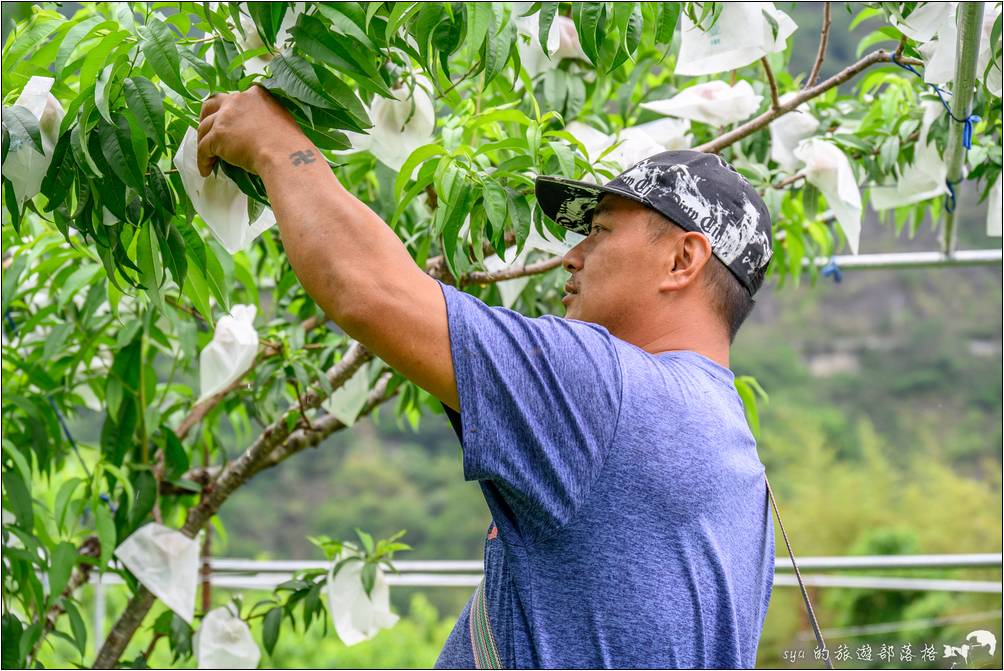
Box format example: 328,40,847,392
434,282,774,669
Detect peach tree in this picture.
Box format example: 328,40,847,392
2,1,1000,668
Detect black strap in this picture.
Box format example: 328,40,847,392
765,473,834,669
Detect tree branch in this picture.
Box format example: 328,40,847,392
93,342,373,668
460,256,564,285
697,49,897,154
805,2,832,88
252,371,396,475
761,57,780,110
774,172,806,189
174,323,325,440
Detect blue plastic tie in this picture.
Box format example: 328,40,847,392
888,53,982,208
945,178,964,213
99,492,119,513
821,257,843,283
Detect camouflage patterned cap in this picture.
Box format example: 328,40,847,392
535,150,774,295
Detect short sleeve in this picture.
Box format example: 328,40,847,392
438,281,623,542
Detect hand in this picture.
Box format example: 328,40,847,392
196,85,309,177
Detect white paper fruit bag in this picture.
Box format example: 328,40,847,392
199,304,259,402
793,139,862,254
114,523,200,624
676,2,797,76
1,76,66,208
323,361,371,427
769,94,819,173
340,77,436,172
870,100,948,210
640,81,762,127
194,604,260,669
326,547,398,646
173,127,277,254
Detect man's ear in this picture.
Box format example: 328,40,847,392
662,231,714,292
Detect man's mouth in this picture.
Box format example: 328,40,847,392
562,282,577,306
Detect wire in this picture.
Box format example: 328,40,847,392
796,609,1003,641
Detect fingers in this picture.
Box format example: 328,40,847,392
197,115,218,177
197,94,224,177
200,92,224,121
197,112,215,143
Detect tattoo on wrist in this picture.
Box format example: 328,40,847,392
289,149,316,166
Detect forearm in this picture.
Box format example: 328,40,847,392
256,142,425,325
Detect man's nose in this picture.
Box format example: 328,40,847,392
563,239,585,273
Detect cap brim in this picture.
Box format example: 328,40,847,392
534,175,648,235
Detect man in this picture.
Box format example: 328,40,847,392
197,85,775,669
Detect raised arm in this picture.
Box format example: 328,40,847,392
196,85,459,410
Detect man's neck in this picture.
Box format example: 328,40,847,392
624,312,731,369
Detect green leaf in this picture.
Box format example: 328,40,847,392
311,67,371,129
289,15,391,97
129,471,158,533
3,105,44,154
1,613,24,670
40,130,75,213
483,181,508,232
2,470,33,532
182,261,213,324
573,2,604,65
168,613,193,661
137,221,164,309
361,561,376,598
386,2,423,42
466,2,493,55
538,2,559,51
263,607,282,655
70,116,103,178
54,17,112,74
355,528,375,554
266,54,334,109
54,477,83,535
47,541,78,607
64,600,88,657
548,139,575,177
94,504,116,574
247,1,288,47
482,7,514,85
395,144,447,199
158,222,188,291
316,4,376,50
656,2,681,45
97,115,144,192
4,11,61,65
81,30,132,108
138,18,191,98
1,254,27,314
123,77,165,143
161,427,189,480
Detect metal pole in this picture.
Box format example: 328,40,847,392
806,248,1002,271
93,581,106,650
942,2,986,255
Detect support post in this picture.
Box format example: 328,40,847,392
93,580,105,650
941,3,986,256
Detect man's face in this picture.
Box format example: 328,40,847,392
560,195,673,330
